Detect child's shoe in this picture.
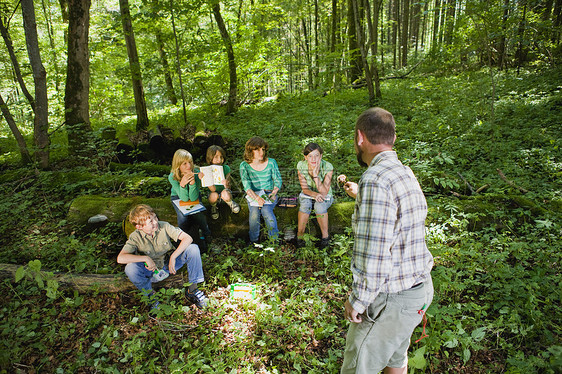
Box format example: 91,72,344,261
227,200,240,213
186,288,208,309
150,300,161,312
210,204,219,220
319,236,331,249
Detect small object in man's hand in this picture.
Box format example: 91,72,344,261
337,174,348,186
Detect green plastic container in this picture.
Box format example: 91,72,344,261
229,283,257,300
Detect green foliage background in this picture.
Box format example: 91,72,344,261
1,67,561,372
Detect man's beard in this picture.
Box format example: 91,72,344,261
356,147,368,168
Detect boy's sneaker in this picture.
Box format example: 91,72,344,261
296,238,306,248
211,205,219,220
186,288,208,309
150,300,161,312
230,200,240,214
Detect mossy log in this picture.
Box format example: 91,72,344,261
109,162,170,176
68,195,355,238
0,263,189,293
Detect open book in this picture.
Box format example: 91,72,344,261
245,190,274,207
299,192,333,201
200,165,226,187
172,198,206,216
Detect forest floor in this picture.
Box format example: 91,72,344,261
1,67,561,373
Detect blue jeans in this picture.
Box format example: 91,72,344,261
298,193,333,215
247,194,279,242
124,243,205,293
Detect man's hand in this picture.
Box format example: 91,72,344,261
344,299,362,323
344,182,358,199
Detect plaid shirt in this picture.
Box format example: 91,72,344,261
349,151,433,314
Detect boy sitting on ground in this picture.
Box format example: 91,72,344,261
117,204,208,310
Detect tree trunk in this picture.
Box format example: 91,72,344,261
351,0,376,104
411,0,421,57
516,0,528,72
0,17,36,113
432,0,441,49
155,31,177,105
498,0,510,70
444,0,456,45
553,0,561,43
41,0,61,91
170,0,189,128
212,1,238,115
65,0,93,158
365,0,382,99
21,0,50,169
330,0,338,88
314,0,319,89
401,0,409,67
59,0,69,22
301,17,314,90
347,0,362,83
390,0,399,67
119,0,149,131
0,263,136,293
0,92,32,164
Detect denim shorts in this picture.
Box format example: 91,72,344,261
298,193,333,215
341,277,434,373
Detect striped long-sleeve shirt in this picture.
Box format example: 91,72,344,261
349,151,433,314
239,158,282,192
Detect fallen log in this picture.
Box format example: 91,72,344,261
67,195,355,238
0,262,189,293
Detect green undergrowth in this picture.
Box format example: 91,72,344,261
1,67,561,372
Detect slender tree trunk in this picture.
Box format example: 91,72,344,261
348,0,362,83
432,0,441,49
59,0,69,22
314,0,319,89
301,17,314,90
351,0,375,103
390,0,399,67
155,31,177,105
212,1,238,115
420,1,428,51
0,93,32,164
498,0,510,70
169,0,188,129
365,0,382,99
21,0,50,168
444,0,456,45
65,0,93,158
0,17,36,113
330,0,338,87
41,0,61,91
401,0,409,67
411,0,421,57
553,0,561,43
119,0,149,131
516,0,527,72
